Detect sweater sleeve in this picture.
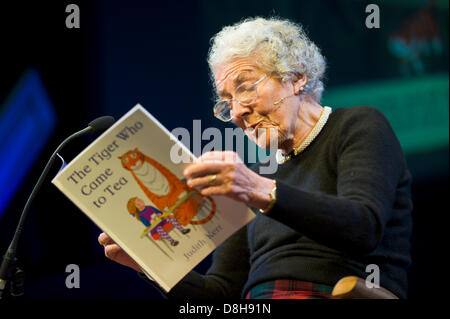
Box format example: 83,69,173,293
266,107,407,255
140,225,250,299
139,215,150,227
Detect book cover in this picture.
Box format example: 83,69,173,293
52,104,255,292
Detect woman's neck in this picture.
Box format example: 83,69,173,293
280,95,324,154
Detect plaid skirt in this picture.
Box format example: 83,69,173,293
245,279,335,299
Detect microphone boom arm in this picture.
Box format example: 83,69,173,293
0,126,93,298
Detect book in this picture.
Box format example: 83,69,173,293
52,104,255,292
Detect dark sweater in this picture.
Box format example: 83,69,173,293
152,106,413,299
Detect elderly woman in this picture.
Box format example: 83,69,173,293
98,17,413,299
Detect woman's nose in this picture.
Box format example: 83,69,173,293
231,100,251,119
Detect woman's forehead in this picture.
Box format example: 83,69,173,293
215,58,260,86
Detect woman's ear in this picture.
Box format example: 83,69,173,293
292,73,307,95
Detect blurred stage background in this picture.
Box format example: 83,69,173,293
0,0,448,299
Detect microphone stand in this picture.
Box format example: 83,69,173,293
0,127,92,299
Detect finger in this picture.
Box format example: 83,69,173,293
98,232,115,246
187,174,223,189
199,184,230,197
104,244,142,272
104,243,124,260
197,151,239,162
183,161,225,178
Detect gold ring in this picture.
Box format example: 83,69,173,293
208,174,217,185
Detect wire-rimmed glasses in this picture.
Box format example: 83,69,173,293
213,72,273,122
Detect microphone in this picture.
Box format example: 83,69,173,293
0,116,115,299
88,116,116,134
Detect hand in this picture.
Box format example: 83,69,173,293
183,151,274,210
98,232,142,273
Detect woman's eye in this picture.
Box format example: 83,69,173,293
236,82,254,93
131,153,136,158
123,157,128,163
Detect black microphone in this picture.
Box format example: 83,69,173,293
88,116,116,134
0,116,115,299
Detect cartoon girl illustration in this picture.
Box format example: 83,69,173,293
119,149,215,226
127,197,190,246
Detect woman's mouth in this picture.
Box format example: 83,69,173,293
246,123,269,140
247,120,263,133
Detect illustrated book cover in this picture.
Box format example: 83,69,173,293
52,104,255,292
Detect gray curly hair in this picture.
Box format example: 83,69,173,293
208,17,326,102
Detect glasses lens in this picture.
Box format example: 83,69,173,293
235,83,257,105
213,100,232,121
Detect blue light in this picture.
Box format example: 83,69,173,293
0,70,57,218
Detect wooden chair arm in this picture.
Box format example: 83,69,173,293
331,276,399,299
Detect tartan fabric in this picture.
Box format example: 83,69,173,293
245,279,335,299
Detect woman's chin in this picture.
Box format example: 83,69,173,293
251,127,280,150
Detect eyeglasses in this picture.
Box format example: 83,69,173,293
213,71,295,122
213,72,274,122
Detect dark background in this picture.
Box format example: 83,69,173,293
0,0,448,299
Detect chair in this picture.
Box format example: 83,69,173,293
331,276,399,299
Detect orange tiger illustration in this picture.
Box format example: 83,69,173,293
119,148,215,226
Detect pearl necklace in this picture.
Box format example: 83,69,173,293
276,106,332,164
